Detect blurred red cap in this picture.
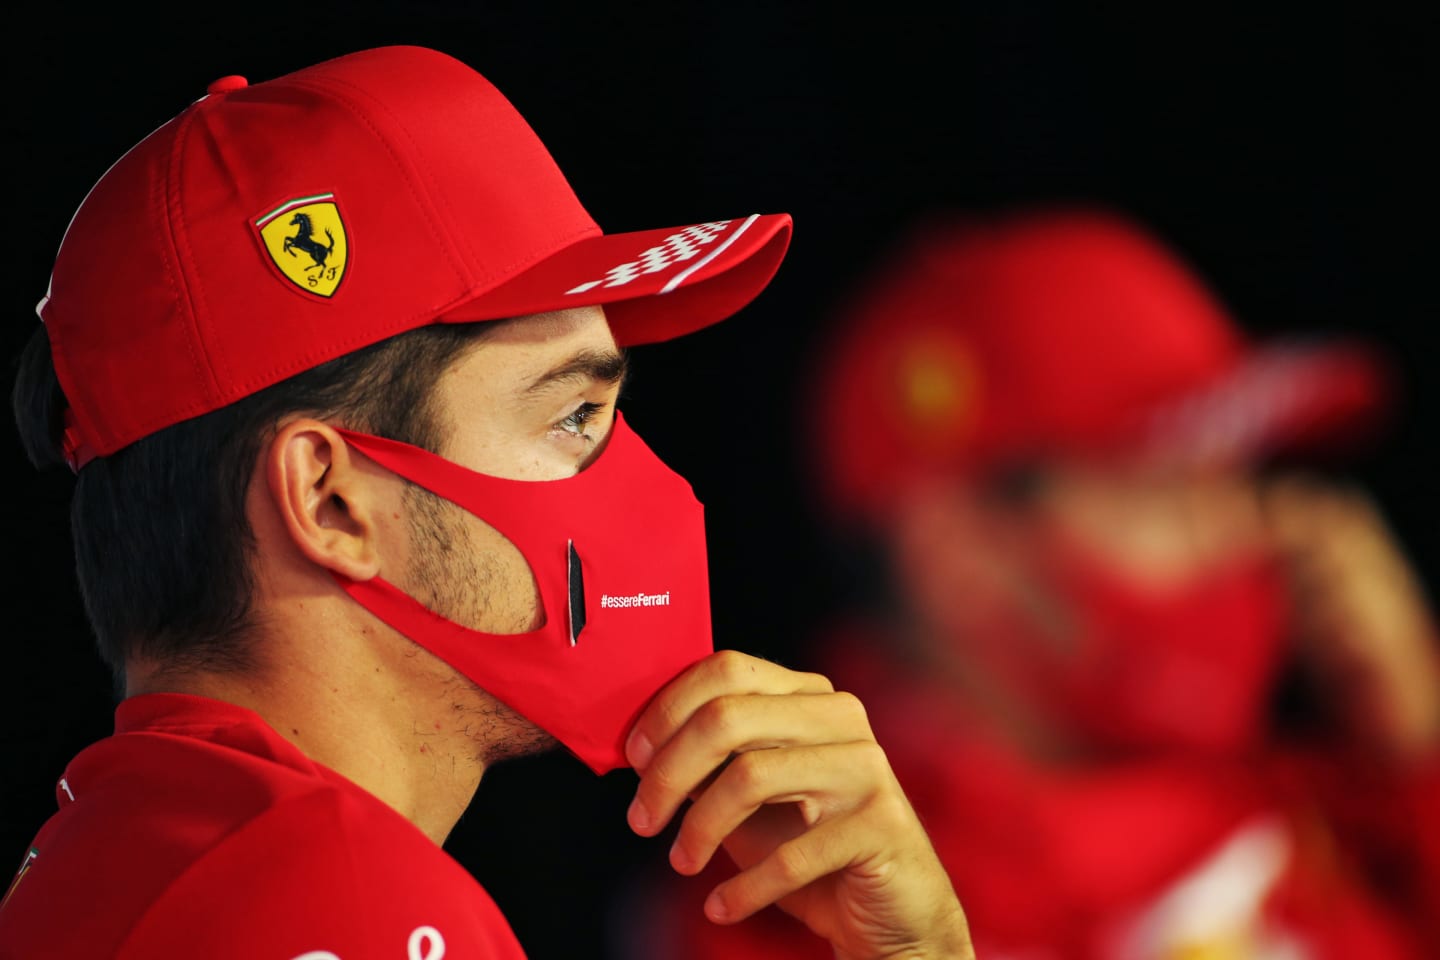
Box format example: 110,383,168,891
810,207,1391,520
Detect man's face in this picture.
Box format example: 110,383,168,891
399,306,628,637
890,458,1290,752
1028,458,1270,590
890,456,1275,671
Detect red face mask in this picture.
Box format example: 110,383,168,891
991,538,1293,754
334,411,713,775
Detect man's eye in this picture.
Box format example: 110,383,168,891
556,402,604,436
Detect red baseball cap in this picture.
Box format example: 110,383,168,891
39,45,793,470
810,207,1390,520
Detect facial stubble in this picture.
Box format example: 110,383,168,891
402,482,559,764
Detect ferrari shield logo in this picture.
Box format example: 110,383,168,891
254,193,349,297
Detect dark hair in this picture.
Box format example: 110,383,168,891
12,323,487,682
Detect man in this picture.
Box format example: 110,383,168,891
0,45,971,959
639,207,1440,958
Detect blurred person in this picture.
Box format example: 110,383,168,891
630,207,1440,959
0,45,973,959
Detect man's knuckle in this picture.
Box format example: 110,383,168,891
648,760,685,796
657,698,689,733
711,649,755,684
726,750,769,794
695,696,740,739
832,690,869,725
855,738,891,773
867,785,915,829
773,842,813,884
805,670,836,693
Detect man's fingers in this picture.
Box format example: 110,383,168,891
706,817,857,924
626,649,833,771
702,812,880,925
669,739,890,876
628,690,873,838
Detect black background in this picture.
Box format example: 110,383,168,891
3,5,1436,958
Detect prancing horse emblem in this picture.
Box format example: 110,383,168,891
283,212,335,272
254,193,349,298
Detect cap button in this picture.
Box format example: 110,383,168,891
206,75,249,95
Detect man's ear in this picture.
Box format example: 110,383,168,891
265,419,388,581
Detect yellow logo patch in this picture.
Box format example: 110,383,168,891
255,194,348,297
894,336,979,440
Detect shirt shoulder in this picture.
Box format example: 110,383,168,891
115,786,525,960
0,698,526,960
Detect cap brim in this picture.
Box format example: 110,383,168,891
1139,339,1392,465
437,213,792,345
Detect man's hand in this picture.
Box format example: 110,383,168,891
1263,475,1440,760
624,650,973,960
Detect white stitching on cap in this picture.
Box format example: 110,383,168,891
566,221,733,295
660,213,761,293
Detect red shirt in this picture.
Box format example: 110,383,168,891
0,693,526,960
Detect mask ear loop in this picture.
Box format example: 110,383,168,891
567,540,586,645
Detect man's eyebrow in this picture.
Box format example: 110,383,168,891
523,348,630,394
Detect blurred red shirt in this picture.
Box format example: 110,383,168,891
635,623,1440,960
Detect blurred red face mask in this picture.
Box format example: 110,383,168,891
332,411,713,775
985,533,1292,754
